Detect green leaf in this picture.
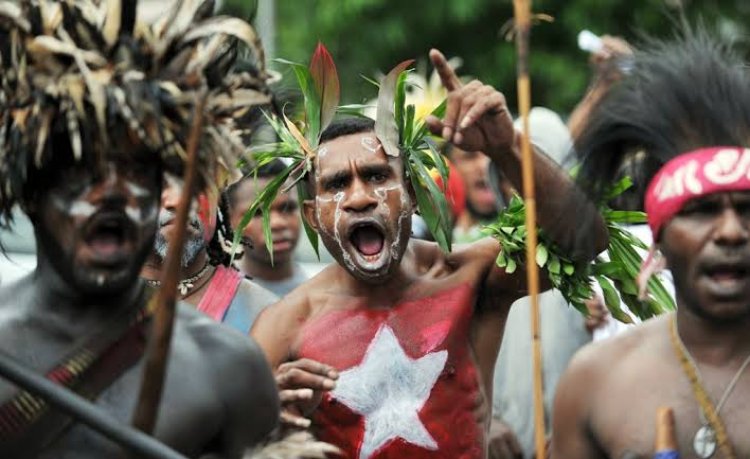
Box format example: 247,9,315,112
407,147,452,252
296,182,319,260
563,263,575,275
505,257,517,274
375,59,414,158
536,244,549,267
231,161,298,262
309,42,340,135
548,256,561,274
596,275,633,324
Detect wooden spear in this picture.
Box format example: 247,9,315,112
131,89,208,434
511,1,546,458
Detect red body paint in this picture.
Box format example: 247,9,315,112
299,284,483,459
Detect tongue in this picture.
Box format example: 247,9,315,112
352,226,384,256
90,233,121,255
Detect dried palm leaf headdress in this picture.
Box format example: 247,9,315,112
0,0,272,227
234,43,452,260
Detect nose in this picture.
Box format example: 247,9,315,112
95,163,128,207
161,176,182,212
270,210,286,231
342,179,378,213
714,208,750,247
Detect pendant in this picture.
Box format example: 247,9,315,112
693,425,717,459
178,281,193,296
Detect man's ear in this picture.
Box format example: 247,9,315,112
302,198,319,232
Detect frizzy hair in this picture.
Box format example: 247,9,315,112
575,28,750,206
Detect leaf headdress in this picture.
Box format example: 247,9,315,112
235,44,454,260
0,0,272,227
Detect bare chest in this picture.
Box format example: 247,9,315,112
593,364,750,459
297,283,487,458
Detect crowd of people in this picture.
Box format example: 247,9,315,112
0,1,749,459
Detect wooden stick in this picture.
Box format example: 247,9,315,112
0,351,188,459
511,1,546,458
131,89,208,434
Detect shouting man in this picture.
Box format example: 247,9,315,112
251,49,607,458
552,31,750,458
0,1,278,457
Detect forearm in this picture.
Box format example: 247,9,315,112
488,134,608,261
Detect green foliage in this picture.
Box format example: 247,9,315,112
225,0,750,115
485,178,676,323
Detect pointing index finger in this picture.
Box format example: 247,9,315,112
430,48,461,92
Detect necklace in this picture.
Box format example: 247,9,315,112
145,262,212,296
669,316,750,459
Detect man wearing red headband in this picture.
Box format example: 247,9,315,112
552,31,750,459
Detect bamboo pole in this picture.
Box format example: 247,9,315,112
131,89,208,434
511,1,546,458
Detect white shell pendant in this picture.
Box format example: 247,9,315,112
693,425,717,459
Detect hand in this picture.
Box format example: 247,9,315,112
584,295,608,333
276,358,339,428
488,418,523,459
590,35,633,83
425,49,516,158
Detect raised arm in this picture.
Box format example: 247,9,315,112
426,49,608,262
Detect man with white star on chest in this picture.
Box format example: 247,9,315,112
251,49,608,458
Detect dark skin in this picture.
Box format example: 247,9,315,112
0,139,278,458
140,175,278,312
229,177,301,283
251,49,607,446
552,191,750,459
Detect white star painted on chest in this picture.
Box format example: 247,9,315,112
330,324,448,459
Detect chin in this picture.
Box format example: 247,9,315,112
75,265,140,296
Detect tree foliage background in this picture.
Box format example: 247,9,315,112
223,0,750,117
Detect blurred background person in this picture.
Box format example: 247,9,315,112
141,177,278,333
227,160,310,298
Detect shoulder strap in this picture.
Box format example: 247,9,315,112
0,295,154,457
196,265,244,323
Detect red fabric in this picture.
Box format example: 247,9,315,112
298,284,484,459
430,160,466,221
197,265,243,322
645,146,750,236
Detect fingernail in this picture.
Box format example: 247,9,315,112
442,127,453,141
454,132,463,144
323,379,336,389
328,370,339,379
460,116,471,129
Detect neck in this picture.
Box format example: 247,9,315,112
141,250,209,281
34,253,145,326
339,244,415,306
240,256,294,282
675,309,750,366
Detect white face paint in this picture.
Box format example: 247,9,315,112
360,135,382,153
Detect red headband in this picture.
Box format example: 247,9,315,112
645,147,750,236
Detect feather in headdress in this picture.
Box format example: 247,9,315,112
0,0,272,227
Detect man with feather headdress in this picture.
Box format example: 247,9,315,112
553,30,750,459
0,0,278,457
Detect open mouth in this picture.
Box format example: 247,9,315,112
705,264,750,282
83,213,133,260
349,222,386,263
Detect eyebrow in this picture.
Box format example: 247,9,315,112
358,164,393,177
319,170,352,189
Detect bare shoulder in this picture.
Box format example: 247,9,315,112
446,237,500,269
569,315,668,379
174,304,279,443
406,237,498,275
